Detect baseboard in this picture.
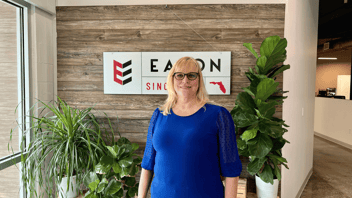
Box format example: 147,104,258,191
314,132,352,151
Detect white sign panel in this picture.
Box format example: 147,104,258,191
103,52,231,95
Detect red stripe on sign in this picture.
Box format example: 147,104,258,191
115,78,122,85
116,70,122,77
114,60,122,68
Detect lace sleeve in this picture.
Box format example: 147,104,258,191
216,107,242,177
141,108,159,172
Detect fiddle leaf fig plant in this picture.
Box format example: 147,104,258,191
232,35,291,185
84,137,142,198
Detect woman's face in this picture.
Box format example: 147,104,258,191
173,64,200,100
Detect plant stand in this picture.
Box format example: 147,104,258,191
222,177,247,198
75,191,138,198
247,192,279,198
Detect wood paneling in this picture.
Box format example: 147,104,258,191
56,4,285,196
57,65,283,82
57,19,284,30
56,4,285,21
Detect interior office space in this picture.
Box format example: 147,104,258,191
0,0,351,198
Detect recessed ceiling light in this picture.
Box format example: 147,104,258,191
318,57,337,60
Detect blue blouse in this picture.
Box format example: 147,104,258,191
141,103,242,198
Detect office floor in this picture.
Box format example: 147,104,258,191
248,135,352,198
299,135,352,198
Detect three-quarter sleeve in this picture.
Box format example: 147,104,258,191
141,108,159,172
216,107,242,177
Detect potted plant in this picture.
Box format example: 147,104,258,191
9,96,114,198
231,35,290,198
83,137,142,198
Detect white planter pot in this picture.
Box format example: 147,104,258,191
58,175,78,198
255,174,279,198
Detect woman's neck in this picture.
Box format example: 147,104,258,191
174,97,201,109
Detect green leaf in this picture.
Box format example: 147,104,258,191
113,145,120,154
231,108,258,128
88,179,100,192
259,36,288,74
236,92,256,115
84,172,99,189
96,178,108,193
259,119,285,138
84,190,97,198
241,128,258,142
248,133,273,158
117,148,125,159
124,177,136,186
238,148,250,157
105,180,122,195
131,143,139,151
112,162,122,173
264,39,287,72
129,163,138,176
128,186,138,197
256,56,267,68
271,137,287,151
258,163,274,185
115,188,124,197
106,146,118,158
118,155,133,168
257,101,278,118
243,43,259,59
255,65,261,74
247,157,266,175
267,154,287,163
237,138,247,150
116,137,131,146
95,163,110,174
274,164,281,181
260,35,281,57
133,156,143,164
99,155,114,172
242,87,255,97
256,78,279,102
268,64,290,78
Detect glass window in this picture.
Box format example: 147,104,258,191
0,1,30,198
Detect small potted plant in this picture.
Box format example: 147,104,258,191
9,96,114,198
231,35,290,198
83,137,142,198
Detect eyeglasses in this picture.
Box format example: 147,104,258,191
173,72,199,80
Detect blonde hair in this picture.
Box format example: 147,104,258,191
158,56,223,116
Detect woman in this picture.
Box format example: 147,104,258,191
138,56,242,198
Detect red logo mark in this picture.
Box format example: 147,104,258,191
209,81,226,93
114,60,132,85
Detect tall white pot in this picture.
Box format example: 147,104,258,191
255,174,279,198
58,175,78,198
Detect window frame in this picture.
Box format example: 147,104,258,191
0,0,31,198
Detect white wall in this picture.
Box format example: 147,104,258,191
28,1,56,197
54,0,319,198
26,0,55,14
314,98,352,149
283,0,319,198
30,6,55,108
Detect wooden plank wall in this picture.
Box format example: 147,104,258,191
0,1,20,197
56,4,285,196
